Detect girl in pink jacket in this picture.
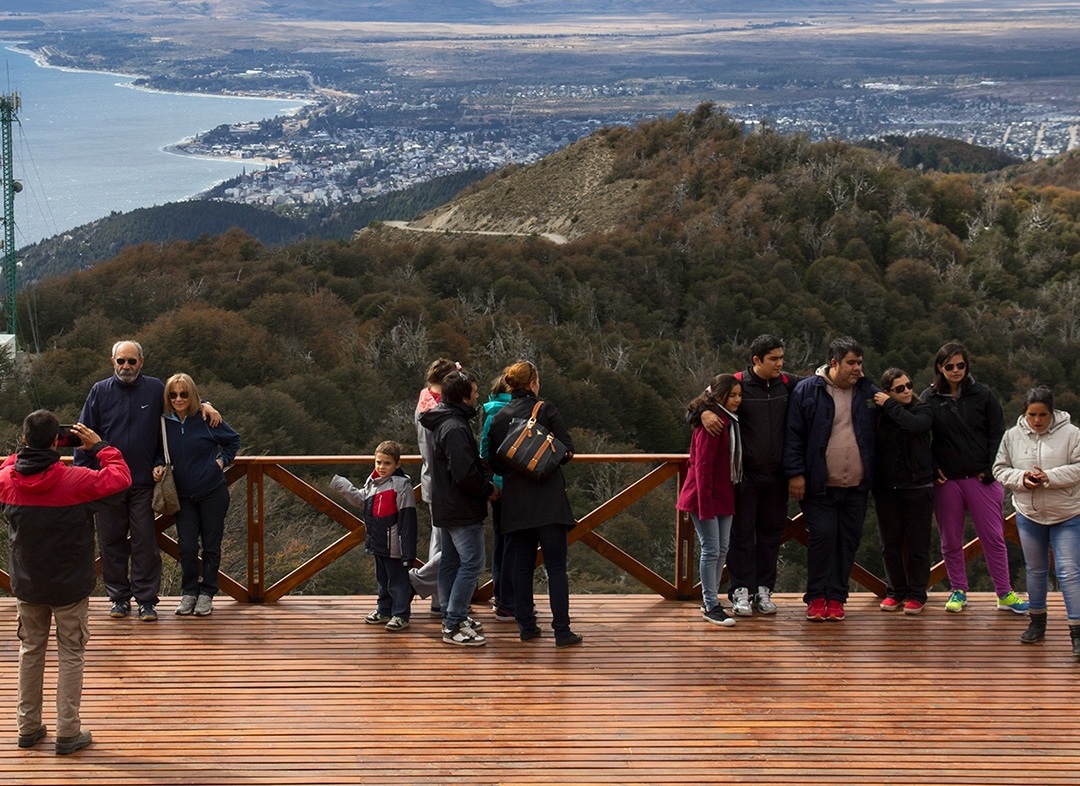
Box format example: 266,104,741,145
678,374,743,626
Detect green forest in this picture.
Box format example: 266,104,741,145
3,105,1079,598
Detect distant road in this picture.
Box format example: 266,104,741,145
382,220,568,245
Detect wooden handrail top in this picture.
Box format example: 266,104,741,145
230,454,689,465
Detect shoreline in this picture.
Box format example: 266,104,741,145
2,41,313,245
161,142,289,167
3,42,314,108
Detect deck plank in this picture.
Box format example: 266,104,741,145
0,593,1076,785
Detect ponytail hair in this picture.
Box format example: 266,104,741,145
504,360,539,392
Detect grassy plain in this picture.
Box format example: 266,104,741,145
4,0,1078,115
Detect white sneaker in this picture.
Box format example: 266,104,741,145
732,586,753,616
443,622,486,646
193,594,213,616
755,586,778,614
175,595,197,616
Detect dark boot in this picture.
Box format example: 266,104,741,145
1071,625,1080,659
1020,613,1047,644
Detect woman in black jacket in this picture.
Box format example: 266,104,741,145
920,342,1028,614
873,368,934,614
487,361,581,648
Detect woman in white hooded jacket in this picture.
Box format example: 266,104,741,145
993,386,1080,658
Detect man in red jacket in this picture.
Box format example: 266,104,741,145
0,411,132,755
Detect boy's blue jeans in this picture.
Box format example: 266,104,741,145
374,555,413,620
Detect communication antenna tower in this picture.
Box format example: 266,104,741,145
1,92,21,337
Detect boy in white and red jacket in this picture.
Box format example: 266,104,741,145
330,440,417,632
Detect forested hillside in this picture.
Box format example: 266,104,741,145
3,105,1078,596
17,169,488,286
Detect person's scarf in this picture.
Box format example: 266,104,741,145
715,404,743,484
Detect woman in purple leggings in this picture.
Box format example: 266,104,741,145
920,342,1028,615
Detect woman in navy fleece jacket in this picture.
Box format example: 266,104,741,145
153,373,240,618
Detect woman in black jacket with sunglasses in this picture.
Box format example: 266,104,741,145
873,367,933,615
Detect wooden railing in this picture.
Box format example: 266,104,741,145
0,454,1021,601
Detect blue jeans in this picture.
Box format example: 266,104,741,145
437,524,485,629
1016,513,1080,621
692,513,732,611
374,555,413,620
176,483,231,597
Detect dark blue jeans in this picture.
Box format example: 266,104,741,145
374,555,413,619
96,486,161,606
511,524,571,635
726,471,789,596
800,486,868,604
491,498,515,612
725,466,786,595
176,483,230,597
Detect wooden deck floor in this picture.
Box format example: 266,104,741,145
0,593,1076,785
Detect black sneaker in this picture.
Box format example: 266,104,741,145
138,603,158,622
519,626,542,641
555,632,584,648
109,600,130,618
703,606,736,627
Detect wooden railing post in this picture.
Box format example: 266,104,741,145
674,461,696,599
247,462,265,602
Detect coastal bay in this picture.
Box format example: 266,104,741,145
2,44,305,249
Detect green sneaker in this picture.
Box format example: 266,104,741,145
945,589,967,613
996,591,1030,614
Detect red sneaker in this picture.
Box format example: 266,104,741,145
879,597,903,612
826,600,846,621
903,600,925,615
806,598,827,621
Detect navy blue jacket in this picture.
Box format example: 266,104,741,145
161,414,241,498
75,373,164,488
783,371,878,496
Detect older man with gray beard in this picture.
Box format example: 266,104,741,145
75,340,218,622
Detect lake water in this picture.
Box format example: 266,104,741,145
1,44,306,247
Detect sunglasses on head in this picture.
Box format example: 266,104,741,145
943,362,967,372
890,381,914,393
115,357,139,366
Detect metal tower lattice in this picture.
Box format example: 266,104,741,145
1,92,20,336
